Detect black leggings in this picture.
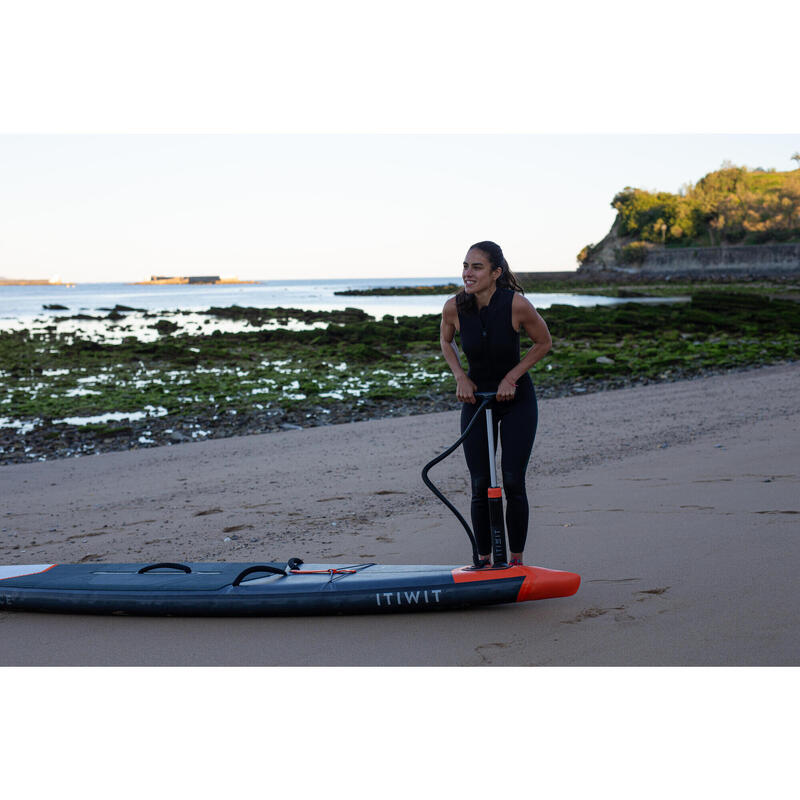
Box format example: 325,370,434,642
460,381,538,555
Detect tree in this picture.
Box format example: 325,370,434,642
607,163,800,249
792,152,800,169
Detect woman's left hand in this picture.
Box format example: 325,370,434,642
496,377,517,402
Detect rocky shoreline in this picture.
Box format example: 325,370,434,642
4,286,799,466
2,361,786,465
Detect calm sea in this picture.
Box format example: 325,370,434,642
0,276,650,328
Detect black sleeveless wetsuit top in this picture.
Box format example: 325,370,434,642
458,288,532,393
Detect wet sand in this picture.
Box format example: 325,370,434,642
1,362,798,665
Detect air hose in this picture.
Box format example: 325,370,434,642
421,395,494,568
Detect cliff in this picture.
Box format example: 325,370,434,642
578,162,800,276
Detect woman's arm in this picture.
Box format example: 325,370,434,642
496,294,553,401
440,298,477,404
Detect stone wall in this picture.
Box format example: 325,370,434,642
638,243,800,275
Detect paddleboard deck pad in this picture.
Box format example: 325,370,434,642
0,561,581,616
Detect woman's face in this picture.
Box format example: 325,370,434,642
462,248,501,294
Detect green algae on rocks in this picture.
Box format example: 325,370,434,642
334,284,461,296
2,294,799,462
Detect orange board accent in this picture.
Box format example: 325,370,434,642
487,487,502,498
451,564,581,602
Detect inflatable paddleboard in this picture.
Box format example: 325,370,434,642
0,560,580,616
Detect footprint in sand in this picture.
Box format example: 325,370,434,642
66,529,110,541
474,640,513,665
635,587,670,601
561,606,626,624
194,508,223,516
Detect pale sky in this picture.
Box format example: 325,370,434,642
1,134,798,283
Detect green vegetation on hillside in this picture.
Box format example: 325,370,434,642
578,162,800,264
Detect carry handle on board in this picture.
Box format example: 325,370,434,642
231,565,287,586
137,562,192,574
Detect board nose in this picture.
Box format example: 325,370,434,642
516,566,581,602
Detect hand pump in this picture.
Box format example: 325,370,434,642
476,392,508,568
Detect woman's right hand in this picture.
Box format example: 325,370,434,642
456,375,478,404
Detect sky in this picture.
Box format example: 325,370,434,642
1,134,798,283
2,3,797,284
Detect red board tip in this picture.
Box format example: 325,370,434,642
516,565,581,602
451,564,580,601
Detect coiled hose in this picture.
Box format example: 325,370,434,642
421,395,494,568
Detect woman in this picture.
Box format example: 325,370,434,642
440,241,552,568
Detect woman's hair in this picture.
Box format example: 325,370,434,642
456,240,525,315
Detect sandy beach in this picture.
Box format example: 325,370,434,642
1,362,798,666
